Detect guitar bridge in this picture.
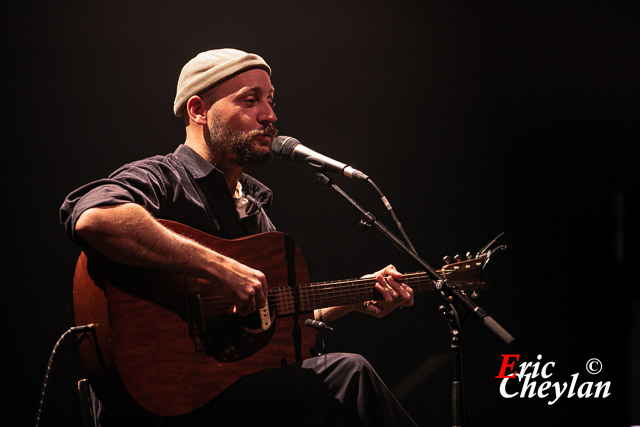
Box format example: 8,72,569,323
257,304,272,332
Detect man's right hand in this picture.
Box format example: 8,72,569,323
76,203,268,316
218,259,268,315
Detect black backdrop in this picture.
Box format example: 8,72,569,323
3,2,638,426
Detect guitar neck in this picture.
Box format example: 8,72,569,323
268,272,480,316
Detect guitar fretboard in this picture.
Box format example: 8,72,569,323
268,272,485,316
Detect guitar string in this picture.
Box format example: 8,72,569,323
197,281,482,311
195,274,483,315
196,274,479,308
196,279,403,314
196,272,480,307
197,274,431,307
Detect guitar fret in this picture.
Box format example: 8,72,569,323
203,273,484,319
268,270,485,317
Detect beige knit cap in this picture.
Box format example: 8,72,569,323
173,48,271,117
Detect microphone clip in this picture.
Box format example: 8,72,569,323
305,318,334,332
305,318,333,357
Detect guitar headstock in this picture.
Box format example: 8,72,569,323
438,235,507,290
439,253,486,281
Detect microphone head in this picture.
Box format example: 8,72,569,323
271,136,300,159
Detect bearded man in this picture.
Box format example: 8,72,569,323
60,48,416,426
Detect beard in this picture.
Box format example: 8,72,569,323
207,112,278,169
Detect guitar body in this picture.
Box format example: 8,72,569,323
73,221,317,417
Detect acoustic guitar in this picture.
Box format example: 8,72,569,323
73,220,487,417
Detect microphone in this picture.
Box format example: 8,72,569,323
272,136,369,180
304,318,334,332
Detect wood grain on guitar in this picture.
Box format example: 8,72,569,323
73,220,488,417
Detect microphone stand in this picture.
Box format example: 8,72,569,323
316,173,515,427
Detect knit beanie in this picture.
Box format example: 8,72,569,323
173,48,271,117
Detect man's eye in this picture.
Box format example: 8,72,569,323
244,97,257,105
269,100,276,108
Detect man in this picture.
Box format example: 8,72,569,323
61,48,417,426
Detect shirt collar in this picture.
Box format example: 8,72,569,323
173,144,218,179
173,144,273,207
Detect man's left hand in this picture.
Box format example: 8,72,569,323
359,264,414,318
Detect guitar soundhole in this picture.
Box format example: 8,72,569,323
204,313,275,362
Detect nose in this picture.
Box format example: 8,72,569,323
258,100,277,125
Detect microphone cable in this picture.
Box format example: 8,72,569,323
35,323,95,427
366,177,419,256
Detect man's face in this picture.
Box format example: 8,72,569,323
204,69,278,168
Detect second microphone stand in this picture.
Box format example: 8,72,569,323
315,172,515,427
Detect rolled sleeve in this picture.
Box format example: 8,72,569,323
59,164,171,243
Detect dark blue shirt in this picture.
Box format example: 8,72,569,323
60,144,276,243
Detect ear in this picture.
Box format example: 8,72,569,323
185,95,209,126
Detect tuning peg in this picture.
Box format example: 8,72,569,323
454,254,463,262
443,255,452,264
466,251,473,260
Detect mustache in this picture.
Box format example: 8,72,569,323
247,124,278,140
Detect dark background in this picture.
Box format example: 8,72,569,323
3,1,638,426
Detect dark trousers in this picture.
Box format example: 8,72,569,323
95,353,417,427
